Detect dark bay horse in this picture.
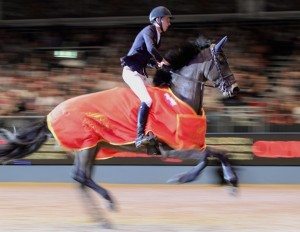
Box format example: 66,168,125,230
0,36,239,210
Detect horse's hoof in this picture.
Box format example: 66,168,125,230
167,172,185,183
167,173,194,184
227,185,239,197
108,201,118,211
225,176,238,188
101,219,114,229
167,176,181,184
106,196,118,211
224,177,239,196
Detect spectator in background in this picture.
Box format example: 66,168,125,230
267,69,299,125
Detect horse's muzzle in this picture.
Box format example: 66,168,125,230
232,85,240,96
223,83,239,97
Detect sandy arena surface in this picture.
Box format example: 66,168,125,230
0,183,300,232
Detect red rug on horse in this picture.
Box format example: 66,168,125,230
47,86,206,157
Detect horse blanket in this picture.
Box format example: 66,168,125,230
47,87,206,154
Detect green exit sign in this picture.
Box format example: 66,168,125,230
54,50,78,58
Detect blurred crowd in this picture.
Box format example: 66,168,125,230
2,0,299,19
0,21,299,130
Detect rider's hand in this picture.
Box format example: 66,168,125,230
158,58,170,68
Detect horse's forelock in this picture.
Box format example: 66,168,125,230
194,35,211,50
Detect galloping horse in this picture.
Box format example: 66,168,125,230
0,36,239,210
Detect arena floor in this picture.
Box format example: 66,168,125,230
0,183,299,232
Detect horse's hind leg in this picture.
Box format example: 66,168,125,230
160,147,209,183
167,156,208,183
73,145,116,210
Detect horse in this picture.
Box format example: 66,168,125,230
0,35,239,211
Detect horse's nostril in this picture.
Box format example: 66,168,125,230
232,86,240,94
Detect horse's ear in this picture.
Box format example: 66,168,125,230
215,36,228,52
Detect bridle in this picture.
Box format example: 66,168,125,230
169,45,233,89
210,45,236,94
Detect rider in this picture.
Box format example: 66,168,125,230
121,6,172,148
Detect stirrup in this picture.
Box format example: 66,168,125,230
135,135,152,148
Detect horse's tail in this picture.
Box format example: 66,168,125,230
0,118,50,163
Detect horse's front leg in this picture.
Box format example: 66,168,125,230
206,146,238,187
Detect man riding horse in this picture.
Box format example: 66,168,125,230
121,6,172,148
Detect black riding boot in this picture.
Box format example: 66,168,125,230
135,102,150,148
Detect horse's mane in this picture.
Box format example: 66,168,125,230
153,35,211,87
166,35,211,70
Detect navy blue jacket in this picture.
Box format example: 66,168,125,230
121,25,163,75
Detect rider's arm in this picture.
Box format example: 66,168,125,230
143,27,164,63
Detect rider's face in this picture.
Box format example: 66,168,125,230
161,16,171,32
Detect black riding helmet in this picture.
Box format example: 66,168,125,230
149,6,172,31
149,6,172,23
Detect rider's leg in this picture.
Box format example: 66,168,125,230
135,102,151,147
122,66,153,147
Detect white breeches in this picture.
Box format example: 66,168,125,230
122,66,153,107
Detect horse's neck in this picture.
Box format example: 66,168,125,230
170,63,205,114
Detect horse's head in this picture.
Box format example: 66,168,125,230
153,35,239,112
205,36,239,97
